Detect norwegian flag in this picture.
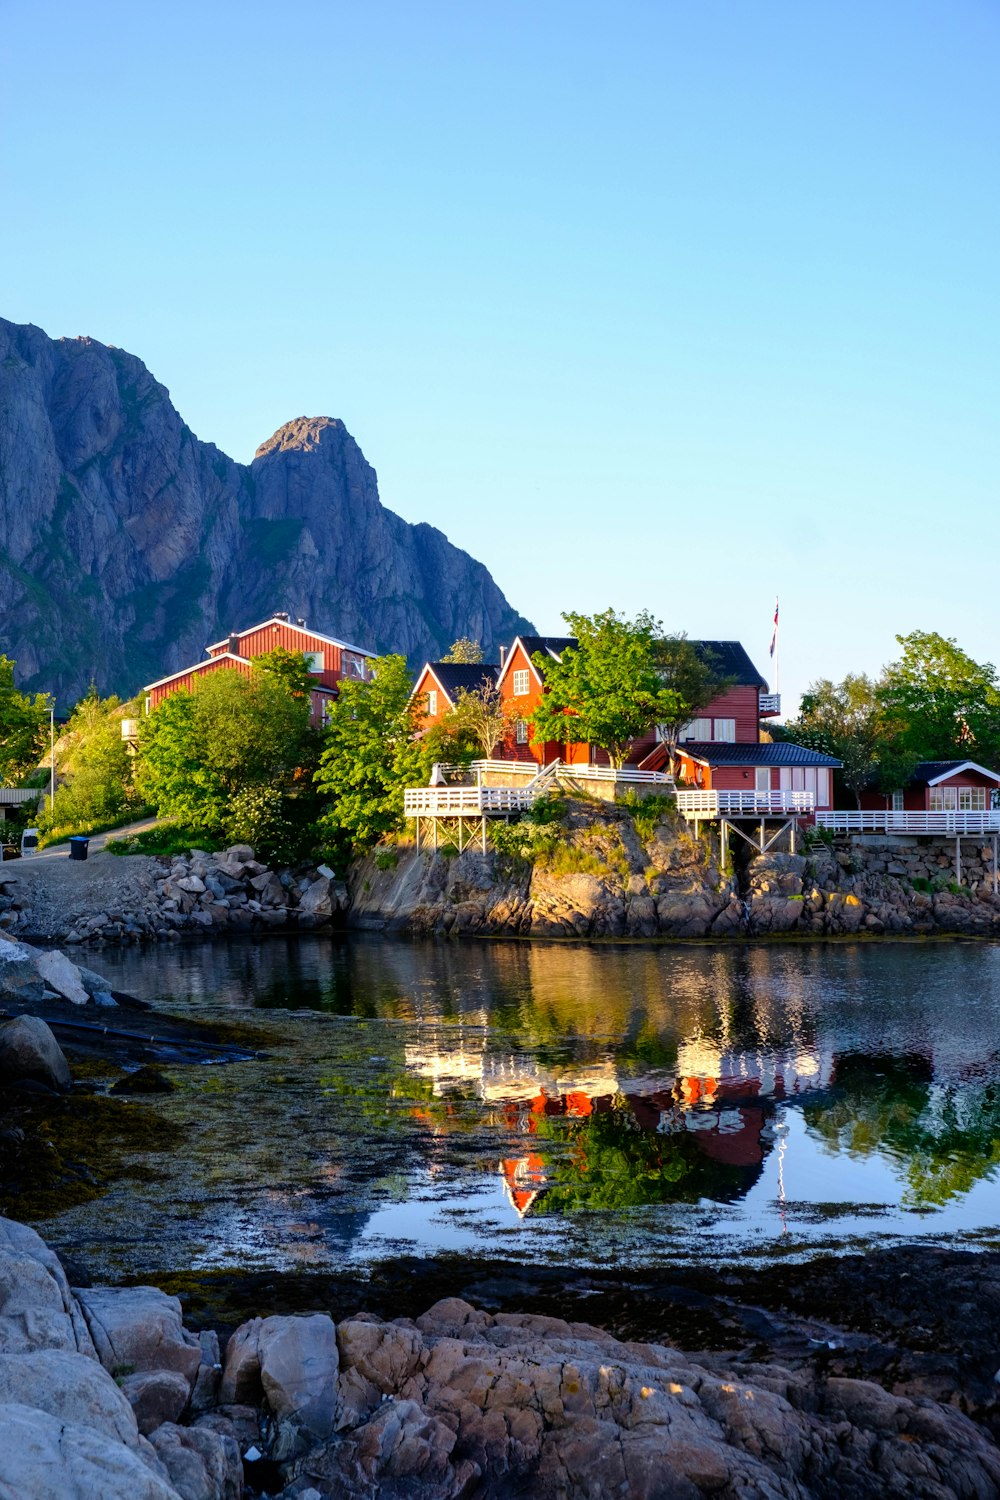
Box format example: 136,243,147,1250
769,599,779,658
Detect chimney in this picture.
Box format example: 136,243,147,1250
228,632,241,656
296,617,307,627
273,610,290,622
499,644,507,667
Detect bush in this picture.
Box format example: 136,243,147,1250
107,823,223,858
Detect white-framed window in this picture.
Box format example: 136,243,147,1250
892,790,904,812
304,651,324,673
959,786,987,811
681,718,712,741
756,767,771,794
512,668,530,696
515,718,529,744
713,718,735,743
930,786,958,811
343,653,365,679
427,690,438,717
817,768,831,807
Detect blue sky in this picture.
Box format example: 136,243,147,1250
2,1,997,710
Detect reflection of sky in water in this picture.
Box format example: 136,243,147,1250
46,936,1000,1279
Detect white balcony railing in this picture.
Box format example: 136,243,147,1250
404,786,536,816
816,810,1000,835
759,693,781,715
676,789,815,817
469,759,673,786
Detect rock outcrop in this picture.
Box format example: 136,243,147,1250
0,317,531,706
3,1214,1000,1500
349,800,1000,942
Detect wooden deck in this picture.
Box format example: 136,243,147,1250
816,810,1000,835
675,790,815,818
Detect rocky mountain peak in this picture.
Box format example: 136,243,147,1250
253,416,343,461
0,316,532,706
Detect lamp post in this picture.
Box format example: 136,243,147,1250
49,703,55,811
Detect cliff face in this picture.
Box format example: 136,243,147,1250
0,319,532,704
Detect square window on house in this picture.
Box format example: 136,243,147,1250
513,669,530,696
959,787,987,811
515,718,529,744
713,718,735,742
681,718,712,741
304,651,324,673
427,690,438,717
930,787,958,812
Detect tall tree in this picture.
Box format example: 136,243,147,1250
880,631,1000,767
315,655,424,856
452,682,511,758
138,663,315,834
43,687,139,831
783,674,886,807
528,610,690,768
0,656,51,786
441,637,484,664
653,636,731,775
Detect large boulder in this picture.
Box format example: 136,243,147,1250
221,1311,339,1459
0,1402,180,1500
0,1014,71,1090
0,1216,96,1355
76,1286,202,1386
0,1349,140,1447
33,947,90,1005
0,935,47,1002
145,1420,242,1500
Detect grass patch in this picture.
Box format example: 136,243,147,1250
107,823,223,858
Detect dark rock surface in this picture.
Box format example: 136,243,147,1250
0,317,531,705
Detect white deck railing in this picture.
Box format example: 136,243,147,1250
676,790,816,816
470,759,673,786
816,810,1000,835
759,693,781,715
404,786,537,816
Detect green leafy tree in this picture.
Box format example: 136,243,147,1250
441,637,484,664
879,631,1000,769
451,682,511,758
315,655,423,857
528,610,691,768
137,664,317,845
783,674,887,807
0,656,51,786
39,688,141,837
653,636,731,774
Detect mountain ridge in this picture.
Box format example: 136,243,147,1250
0,318,532,706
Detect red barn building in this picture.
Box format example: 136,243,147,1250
143,612,376,725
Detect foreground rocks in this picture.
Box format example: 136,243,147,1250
0,845,348,947
4,1215,1000,1499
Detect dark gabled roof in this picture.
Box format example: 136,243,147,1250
427,662,498,702
910,759,1000,786
518,636,577,662
679,741,841,768
691,641,768,689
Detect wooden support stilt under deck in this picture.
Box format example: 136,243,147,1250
955,835,962,885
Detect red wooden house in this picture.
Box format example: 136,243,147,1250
858,760,1000,816
410,661,499,730
487,634,838,809
143,611,376,725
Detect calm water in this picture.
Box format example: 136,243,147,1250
41,937,1000,1280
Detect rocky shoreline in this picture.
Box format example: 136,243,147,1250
352,799,1000,941
0,843,348,947
2,803,1000,951
7,1211,1000,1499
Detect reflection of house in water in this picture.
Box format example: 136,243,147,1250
404,1034,835,1217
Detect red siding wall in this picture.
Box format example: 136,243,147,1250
210,622,360,691
412,668,452,731
147,656,252,712
860,769,997,812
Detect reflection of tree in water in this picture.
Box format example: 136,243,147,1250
803,1053,1000,1207
517,1096,767,1214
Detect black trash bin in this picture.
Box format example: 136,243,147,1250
68,836,90,862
